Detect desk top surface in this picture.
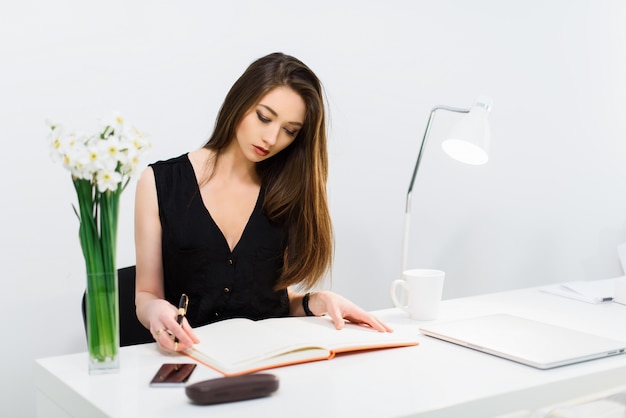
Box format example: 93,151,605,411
35,286,626,418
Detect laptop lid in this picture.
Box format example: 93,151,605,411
419,313,626,369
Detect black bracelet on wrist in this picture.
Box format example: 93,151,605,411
302,292,315,316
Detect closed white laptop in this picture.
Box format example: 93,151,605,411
419,313,626,369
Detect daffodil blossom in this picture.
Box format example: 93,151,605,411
48,113,149,190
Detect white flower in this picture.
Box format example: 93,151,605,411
48,112,151,191
96,169,123,192
64,137,90,178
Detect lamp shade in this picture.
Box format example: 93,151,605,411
441,96,492,165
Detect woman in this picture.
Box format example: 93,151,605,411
135,52,391,353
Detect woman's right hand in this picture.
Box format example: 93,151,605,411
145,298,200,352
134,168,200,352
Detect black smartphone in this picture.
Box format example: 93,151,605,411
149,363,197,387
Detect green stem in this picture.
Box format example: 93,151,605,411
73,177,120,364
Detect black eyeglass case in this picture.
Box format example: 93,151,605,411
185,373,279,405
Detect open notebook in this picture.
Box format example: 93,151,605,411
419,313,626,369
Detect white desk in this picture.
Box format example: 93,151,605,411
35,287,626,418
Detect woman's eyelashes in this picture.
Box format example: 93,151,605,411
256,111,298,137
256,110,271,123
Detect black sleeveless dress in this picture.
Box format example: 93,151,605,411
150,154,290,327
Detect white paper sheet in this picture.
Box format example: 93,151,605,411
540,278,616,304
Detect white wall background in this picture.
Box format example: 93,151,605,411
2,0,626,416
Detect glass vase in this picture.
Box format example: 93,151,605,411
85,271,120,374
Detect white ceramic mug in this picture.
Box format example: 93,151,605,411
391,269,445,320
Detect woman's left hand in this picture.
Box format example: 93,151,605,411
307,291,393,332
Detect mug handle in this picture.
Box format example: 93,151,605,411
390,279,409,313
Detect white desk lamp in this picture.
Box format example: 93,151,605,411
401,97,493,273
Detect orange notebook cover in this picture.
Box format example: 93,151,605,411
183,316,419,376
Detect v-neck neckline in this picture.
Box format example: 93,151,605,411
184,153,262,254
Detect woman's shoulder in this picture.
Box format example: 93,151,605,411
149,152,190,168
145,153,193,188
186,148,212,167
148,148,213,184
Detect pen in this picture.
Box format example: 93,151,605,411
174,294,188,345
177,293,189,325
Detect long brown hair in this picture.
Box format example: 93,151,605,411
204,52,332,290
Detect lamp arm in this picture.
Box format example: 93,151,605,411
401,105,470,273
